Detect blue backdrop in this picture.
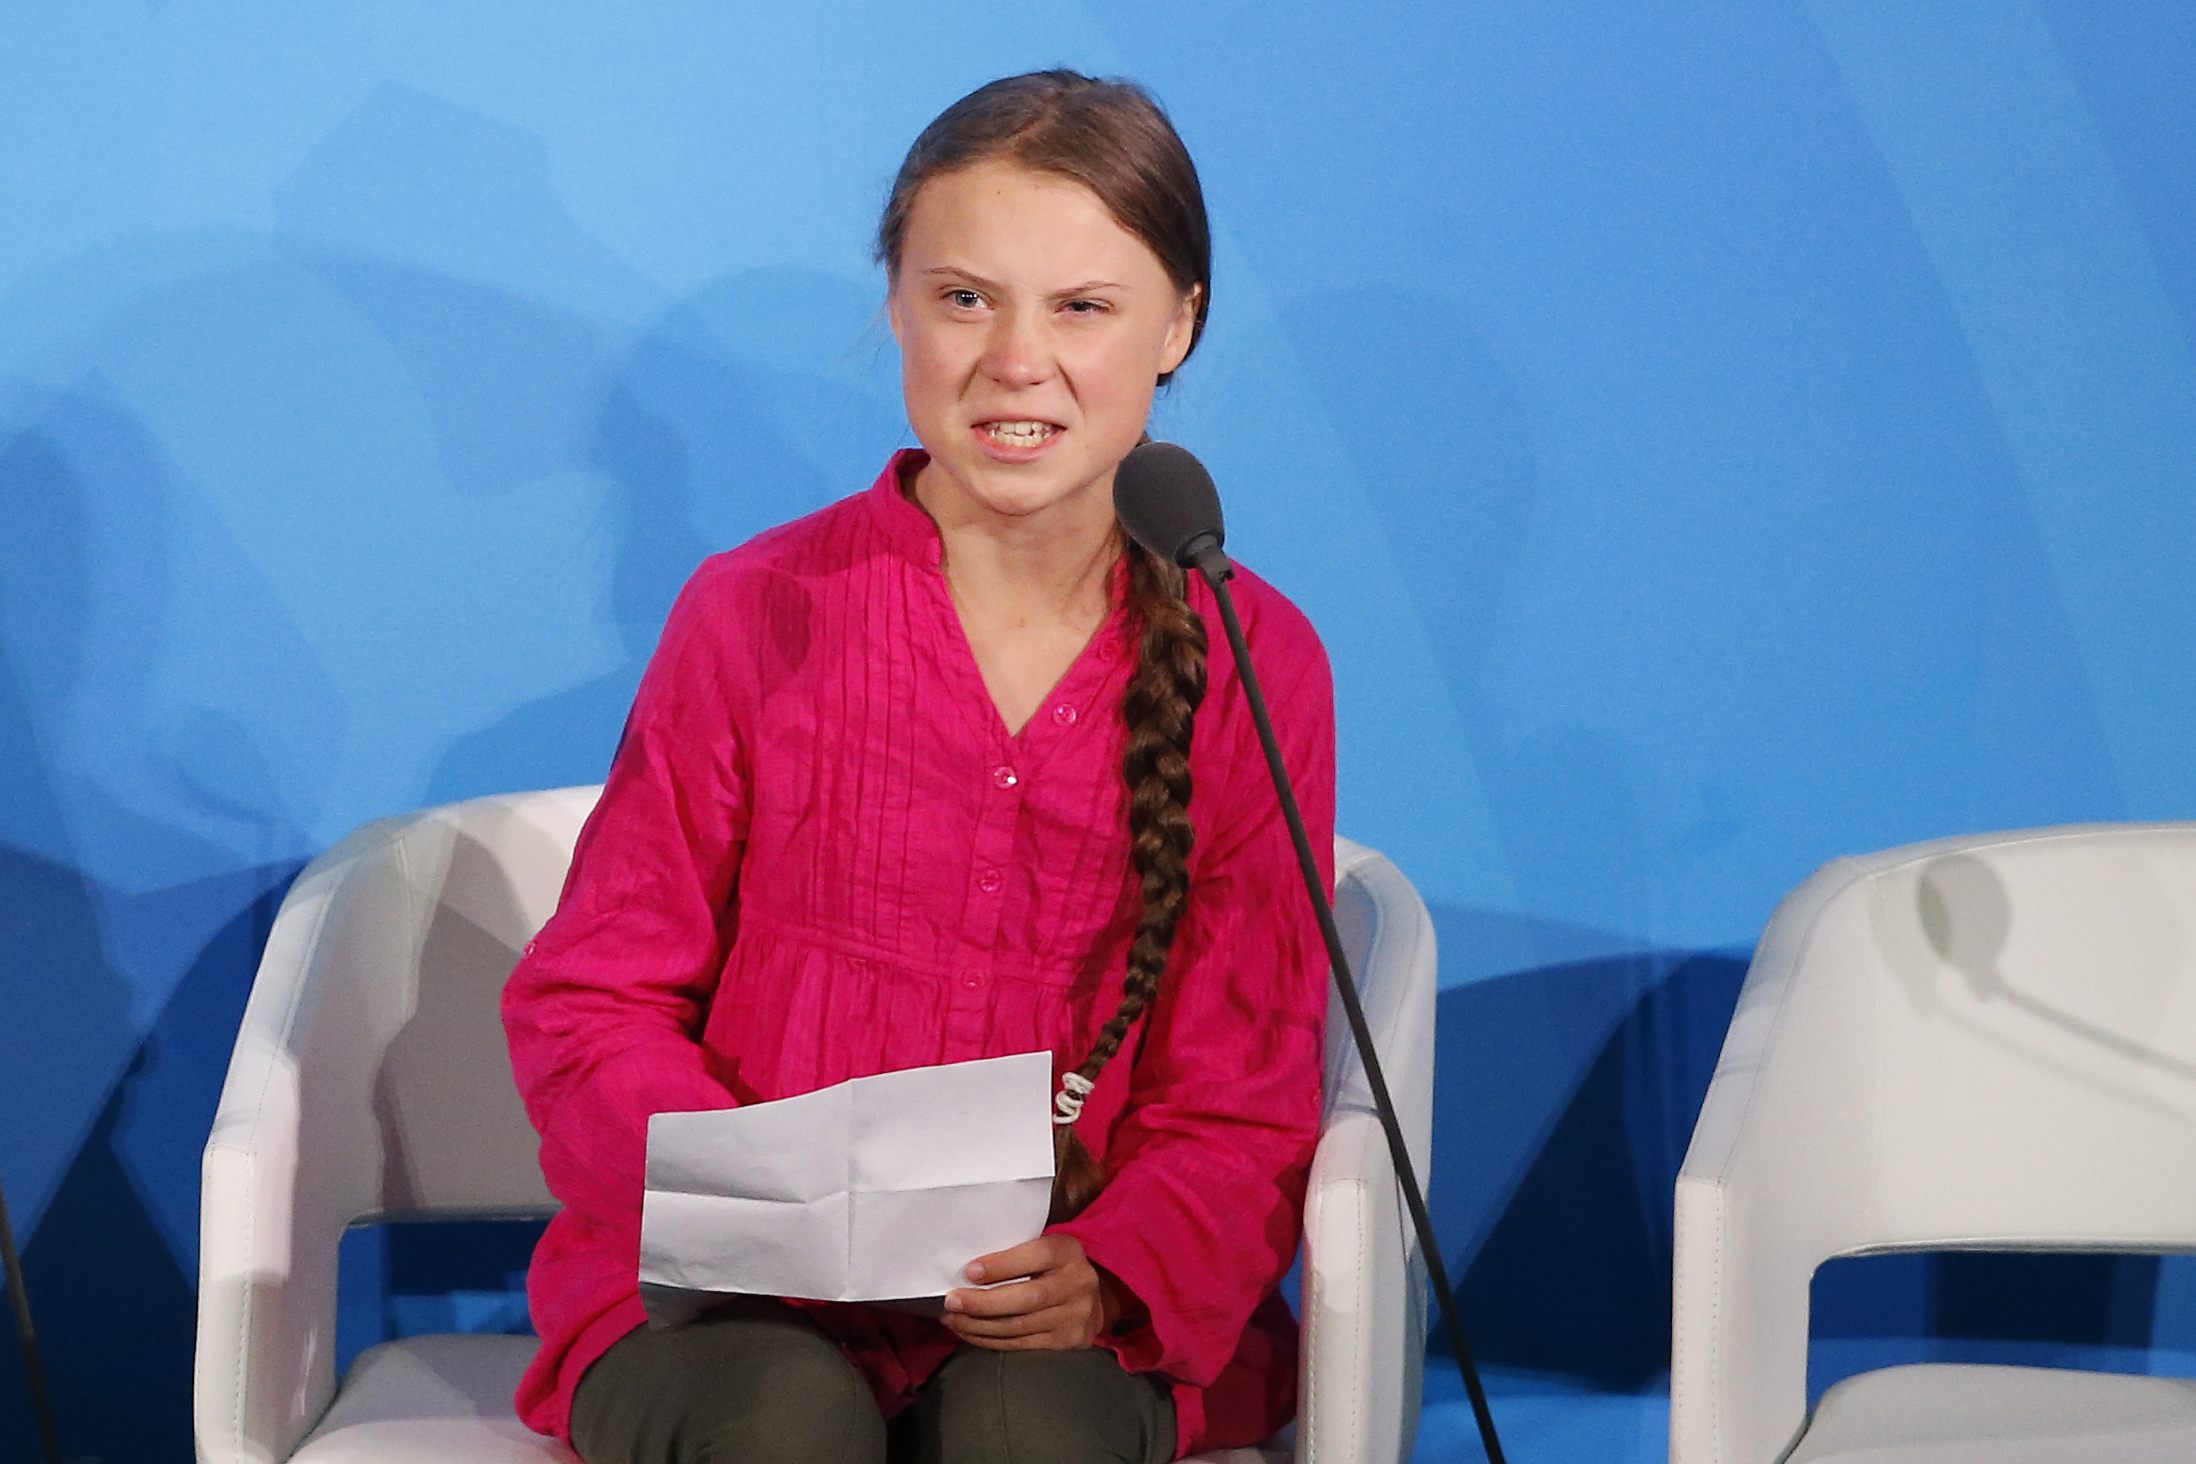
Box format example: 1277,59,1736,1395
4,2,2194,1460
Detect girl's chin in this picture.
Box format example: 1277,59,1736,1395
924,453,1115,522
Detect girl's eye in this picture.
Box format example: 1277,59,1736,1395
1063,299,1107,315
947,289,984,310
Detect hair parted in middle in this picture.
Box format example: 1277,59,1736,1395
877,70,1215,1222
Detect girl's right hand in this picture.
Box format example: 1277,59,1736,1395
941,1234,1121,1349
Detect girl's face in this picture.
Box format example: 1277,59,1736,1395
889,160,1198,529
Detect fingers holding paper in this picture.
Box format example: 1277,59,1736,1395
943,1234,1122,1350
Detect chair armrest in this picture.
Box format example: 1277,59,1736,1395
1300,1110,1424,1464
195,845,358,1464
196,812,451,1463
1671,860,1878,1464
199,1122,335,1464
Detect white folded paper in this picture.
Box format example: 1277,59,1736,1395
638,1050,1056,1323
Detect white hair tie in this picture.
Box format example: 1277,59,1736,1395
1053,1071,1094,1126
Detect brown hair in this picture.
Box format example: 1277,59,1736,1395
876,71,1215,1221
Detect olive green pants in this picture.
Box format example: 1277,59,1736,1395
571,1299,1177,1464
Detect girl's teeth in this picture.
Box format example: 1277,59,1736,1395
988,422,1054,445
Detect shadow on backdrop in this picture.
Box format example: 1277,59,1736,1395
1280,286,1537,712
1,377,313,1464
421,268,902,804
11,877,295,1464
1428,943,1748,1388
0,399,157,1463
264,84,903,804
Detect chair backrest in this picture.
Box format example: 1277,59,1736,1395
1871,824,2196,1243
1731,823,2196,1254
1673,822,2196,1464
291,786,597,1223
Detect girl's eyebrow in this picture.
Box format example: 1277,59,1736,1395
921,265,1000,290
919,266,1127,298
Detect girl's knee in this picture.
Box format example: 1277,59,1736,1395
902,1347,1175,1464
573,1311,887,1464
705,1344,881,1461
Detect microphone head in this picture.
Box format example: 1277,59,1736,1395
1114,441,1225,569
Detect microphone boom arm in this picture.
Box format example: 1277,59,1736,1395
1191,547,1507,1464
0,1168,66,1464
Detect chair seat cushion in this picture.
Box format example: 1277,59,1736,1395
1788,1363,2196,1463
293,1333,1283,1464
291,1335,573,1463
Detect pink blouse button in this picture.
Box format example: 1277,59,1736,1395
962,972,985,990
992,764,1018,789
977,868,1003,893
1050,703,1077,728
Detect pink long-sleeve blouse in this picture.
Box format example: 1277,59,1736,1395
502,452,1336,1458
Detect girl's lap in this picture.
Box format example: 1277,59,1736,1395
572,1301,1175,1464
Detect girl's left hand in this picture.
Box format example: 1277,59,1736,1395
943,1234,1117,1349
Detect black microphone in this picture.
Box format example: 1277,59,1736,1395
1113,441,1231,580
1117,440,1509,1464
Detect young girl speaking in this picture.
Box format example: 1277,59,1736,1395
504,69,1336,1464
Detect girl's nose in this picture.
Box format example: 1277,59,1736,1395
980,308,1052,387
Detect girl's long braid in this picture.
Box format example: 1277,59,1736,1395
1051,539,1209,1223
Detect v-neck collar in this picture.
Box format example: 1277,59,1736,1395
867,450,1137,752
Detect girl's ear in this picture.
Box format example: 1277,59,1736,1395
1158,285,1200,376
886,281,905,345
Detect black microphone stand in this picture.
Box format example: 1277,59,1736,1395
1188,543,1508,1464
0,1168,67,1464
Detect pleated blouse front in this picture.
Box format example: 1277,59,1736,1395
503,453,1337,1458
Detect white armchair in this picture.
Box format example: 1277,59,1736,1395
1672,823,2196,1464
195,788,1435,1464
